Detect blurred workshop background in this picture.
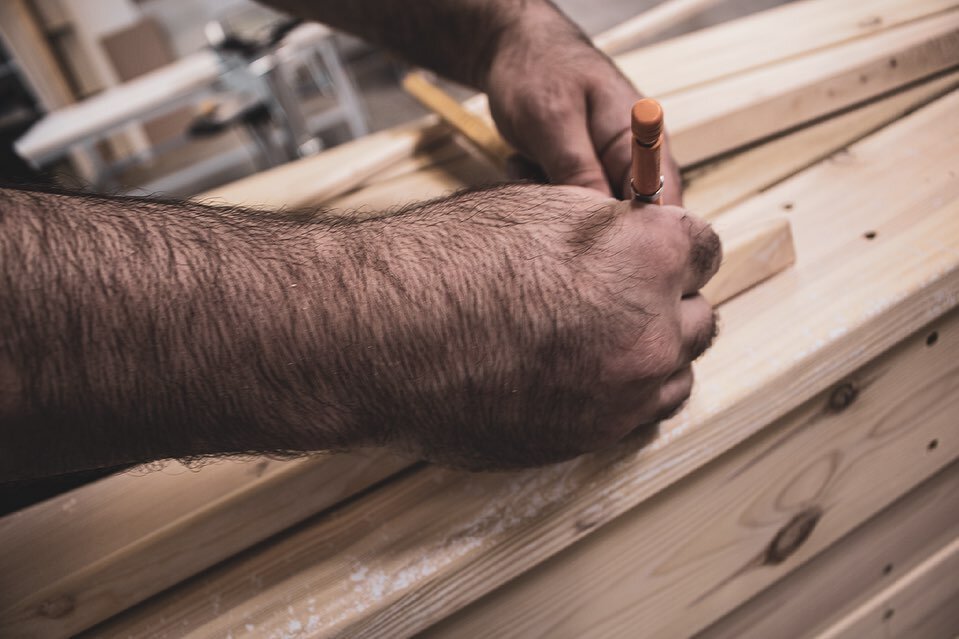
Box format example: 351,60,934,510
0,0,789,200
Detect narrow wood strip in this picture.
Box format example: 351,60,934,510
814,536,959,639
667,11,959,164
685,69,959,219
401,72,514,169
701,216,794,304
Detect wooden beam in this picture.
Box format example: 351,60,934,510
81,91,959,638
666,10,959,165
815,536,959,639
701,216,794,304
0,452,410,638
700,461,959,639
684,69,959,219
427,306,959,639
592,0,725,55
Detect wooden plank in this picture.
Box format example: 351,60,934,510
401,71,513,169
666,10,959,165
592,0,724,55
614,0,959,97
701,216,794,304
199,117,449,211
83,91,959,639
815,536,959,639
699,461,959,639
7,5,948,636
0,451,410,639
684,69,959,219
202,0,957,210
428,307,959,638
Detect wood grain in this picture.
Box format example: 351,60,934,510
701,215,794,304
814,535,959,639
666,10,959,165
428,304,959,639
684,69,959,219
699,460,959,639
0,452,410,638
84,91,959,638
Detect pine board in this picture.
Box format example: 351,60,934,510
84,90,959,639
700,460,959,639
427,306,959,638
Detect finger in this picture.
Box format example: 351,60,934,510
679,295,718,365
528,109,611,195
653,366,695,422
582,80,634,197
505,154,548,183
672,210,722,295
660,136,684,207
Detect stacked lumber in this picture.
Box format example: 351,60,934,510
1,1,957,637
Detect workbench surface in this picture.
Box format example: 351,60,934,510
1,1,957,637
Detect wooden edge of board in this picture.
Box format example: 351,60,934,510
703,215,795,305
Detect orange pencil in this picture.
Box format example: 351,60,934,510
630,98,665,204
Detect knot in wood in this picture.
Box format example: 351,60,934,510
38,594,76,619
764,507,822,565
828,381,858,412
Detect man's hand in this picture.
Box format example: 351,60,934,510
482,6,683,203
266,0,683,203
341,185,717,469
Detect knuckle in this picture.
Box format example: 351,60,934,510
690,221,723,280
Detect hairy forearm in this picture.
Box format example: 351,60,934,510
0,188,369,479
0,183,720,478
0,186,587,479
266,0,585,89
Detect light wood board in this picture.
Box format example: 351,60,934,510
684,69,959,219
815,535,959,639
427,306,959,638
699,460,959,639
666,9,959,165
83,90,959,639
0,452,411,638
